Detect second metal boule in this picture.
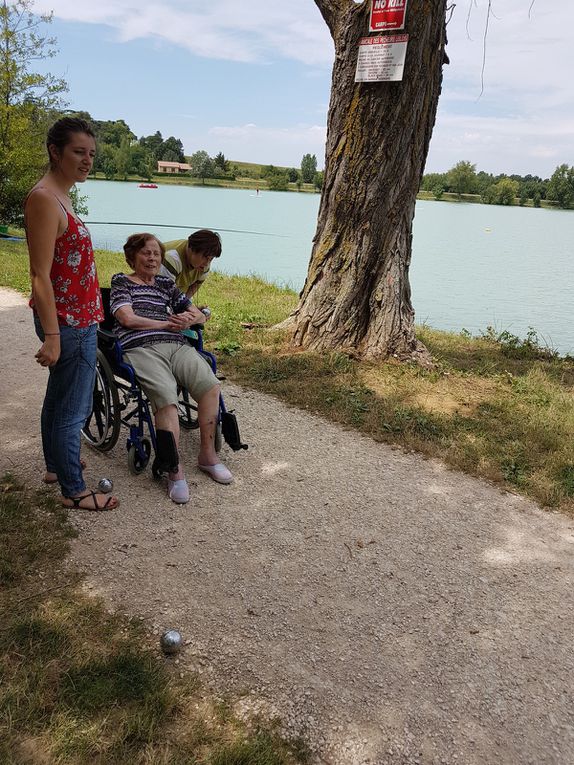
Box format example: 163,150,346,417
97,477,113,493
160,629,183,655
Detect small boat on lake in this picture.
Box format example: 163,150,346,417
138,183,158,189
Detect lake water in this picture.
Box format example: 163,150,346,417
83,180,574,355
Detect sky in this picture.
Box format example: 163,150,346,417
31,0,573,178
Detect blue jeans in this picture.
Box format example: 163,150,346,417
34,316,97,497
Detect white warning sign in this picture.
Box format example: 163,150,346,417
355,34,409,83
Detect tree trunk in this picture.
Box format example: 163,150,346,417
290,0,447,362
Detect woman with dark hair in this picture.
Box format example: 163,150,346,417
25,116,119,511
110,233,233,504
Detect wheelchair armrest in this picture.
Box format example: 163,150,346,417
97,327,116,350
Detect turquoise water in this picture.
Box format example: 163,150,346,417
83,180,574,355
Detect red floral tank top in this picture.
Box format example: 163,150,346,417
30,208,104,328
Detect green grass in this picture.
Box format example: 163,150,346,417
228,324,574,512
0,238,30,292
0,476,308,764
3,237,574,514
217,159,294,176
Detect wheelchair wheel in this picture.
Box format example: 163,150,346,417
82,349,121,451
178,387,199,430
127,438,151,475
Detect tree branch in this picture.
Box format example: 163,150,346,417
314,0,350,36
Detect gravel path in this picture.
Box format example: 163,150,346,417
1,286,573,765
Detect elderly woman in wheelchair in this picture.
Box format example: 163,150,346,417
109,233,233,503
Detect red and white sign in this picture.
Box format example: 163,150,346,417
369,0,408,32
355,34,408,83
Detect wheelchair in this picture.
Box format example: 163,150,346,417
81,288,247,476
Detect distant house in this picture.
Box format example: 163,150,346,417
157,161,191,174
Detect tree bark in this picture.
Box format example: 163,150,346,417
290,0,447,362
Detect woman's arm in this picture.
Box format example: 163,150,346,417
26,190,66,366
186,281,201,299
170,282,206,325
113,304,196,332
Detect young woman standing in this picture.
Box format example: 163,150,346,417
25,116,119,510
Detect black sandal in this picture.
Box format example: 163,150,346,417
63,491,119,511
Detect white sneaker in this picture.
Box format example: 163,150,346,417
198,463,233,485
167,478,190,503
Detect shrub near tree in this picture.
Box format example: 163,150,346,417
482,177,519,205
267,172,289,191
260,164,288,190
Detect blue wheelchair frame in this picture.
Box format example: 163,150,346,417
82,288,246,475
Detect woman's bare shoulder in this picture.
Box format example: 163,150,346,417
25,186,68,239
25,185,61,215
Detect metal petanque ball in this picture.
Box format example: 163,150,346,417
160,629,183,655
97,477,113,494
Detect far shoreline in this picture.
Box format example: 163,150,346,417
86,173,560,209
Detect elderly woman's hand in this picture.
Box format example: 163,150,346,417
164,314,190,332
183,306,207,326
164,306,206,332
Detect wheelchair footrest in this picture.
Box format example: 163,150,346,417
152,429,180,478
221,411,248,451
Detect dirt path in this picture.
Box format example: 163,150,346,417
1,286,573,765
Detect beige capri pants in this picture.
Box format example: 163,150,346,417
124,342,218,414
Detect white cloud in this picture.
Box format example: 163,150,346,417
425,0,574,174
445,1,573,109
427,111,573,176
34,0,333,65
204,123,327,166
34,0,574,175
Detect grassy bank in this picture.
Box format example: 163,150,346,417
0,476,307,763
416,189,559,208
2,239,574,515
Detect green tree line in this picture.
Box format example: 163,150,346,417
68,112,189,181
421,160,574,209
255,155,323,192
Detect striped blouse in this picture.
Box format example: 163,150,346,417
109,273,191,351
